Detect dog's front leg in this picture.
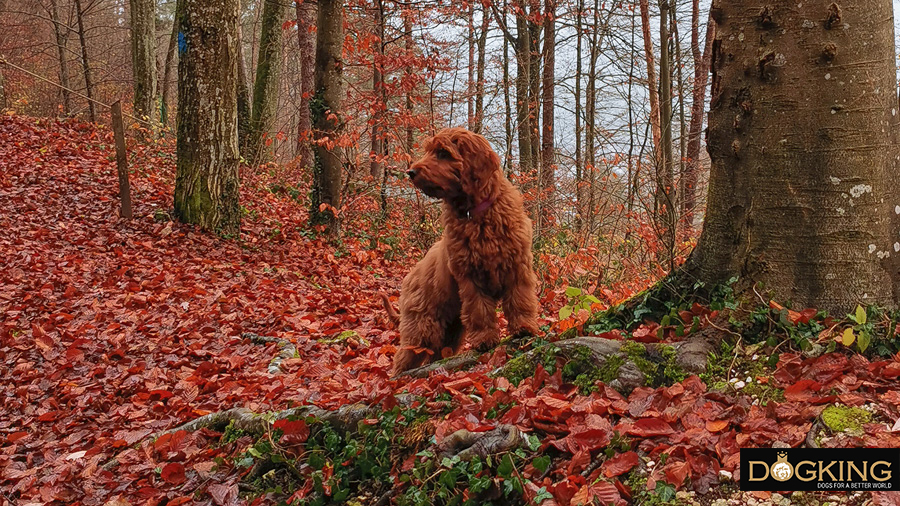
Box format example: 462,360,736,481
502,268,541,338
457,278,500,352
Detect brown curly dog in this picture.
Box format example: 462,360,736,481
387,127,540,375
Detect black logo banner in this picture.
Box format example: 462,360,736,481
740,448,900,491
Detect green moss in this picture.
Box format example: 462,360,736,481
822,405,872,433
620,341,687,387
501,354,537,386
561,345,625,394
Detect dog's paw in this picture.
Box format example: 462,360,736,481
509,322,540,338
470,330,501,352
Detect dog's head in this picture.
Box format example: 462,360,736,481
407,128,501,212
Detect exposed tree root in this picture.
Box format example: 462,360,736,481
400,351,481,378
244,332,297,374
437,424,524,461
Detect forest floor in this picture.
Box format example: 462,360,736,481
1,115,900,506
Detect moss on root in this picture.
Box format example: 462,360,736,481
821,405,872,434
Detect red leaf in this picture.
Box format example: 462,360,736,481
161,462,186,485
627,418,675,437
274,419,309,445
603,451,639,478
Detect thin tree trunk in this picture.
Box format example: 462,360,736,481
539,0,555,233
404,9,413,161
655,0,676,264
237,22,252,157
473,4,489,134
689,0,900,313
467,1,475,130
528,0,541,174
514,6,532,174
671,1,687,232
130,0,156,123
49,0,72,115
370,0,385,179
639,0,661,159
73,0,95,122
160,16,178,127
296,0,315,169
249,0,285,163
681,2,713,232
585,0,599,233
173,0,241,235
311,0,344,236
574,0,583,229
502,0,513,174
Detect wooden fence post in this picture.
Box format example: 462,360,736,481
111,100,133,219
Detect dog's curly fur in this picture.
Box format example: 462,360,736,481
390,128,540,375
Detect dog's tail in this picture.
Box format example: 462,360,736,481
380,292,400,325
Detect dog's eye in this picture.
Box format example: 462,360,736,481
435,148,452,160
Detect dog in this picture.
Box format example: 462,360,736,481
388,127,540,375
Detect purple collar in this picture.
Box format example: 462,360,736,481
466,197,494,219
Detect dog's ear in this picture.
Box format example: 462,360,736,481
454,132,500,202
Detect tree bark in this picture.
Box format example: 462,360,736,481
539,0,555,234
130,0,156,123
527,0,541,174
656,0,676,264
237,22,252,156
574,0,583,230
248,0,285,164
296,0,316,170
639,0,661,161
681,2,714,232
160,16,179,127
467,1,475,130
173,0,241,236
310,0,344,236
688,0,900,313
514,5,532,174
370,0,385,180
502,0,513,173
73,0,95,122
473,3,489,134
49,0,72,116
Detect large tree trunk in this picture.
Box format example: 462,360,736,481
73,0,95,122
296,0,315,170
49,0,72,116
369,0,385,180
160,17,179,127
688,0,900,313
310,0,343,236
248,0,285,164
681,3,714,232
173,0,241,236
130,0,156,123
539,0,555,234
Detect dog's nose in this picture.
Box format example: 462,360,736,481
407,170,417,179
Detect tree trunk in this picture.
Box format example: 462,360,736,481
574,0,583,230
639,0,661,161
248,0,285,164
404,9,413,161
671,3,687,232
514,7,532,174
296,0,315,170
467,1,475,130
681,2,714,232
584,0,600,233
73,0,95,122
310,0,343,236
49,0,72,116
502,0,513,173
173,0,241,236
237,22,252,156
539,0,555,233
688,0,900,314
527,0,541,174
473,4,489,134
656,0,676,264
161,16,179,127
130,0,156,123
370,0,385,180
